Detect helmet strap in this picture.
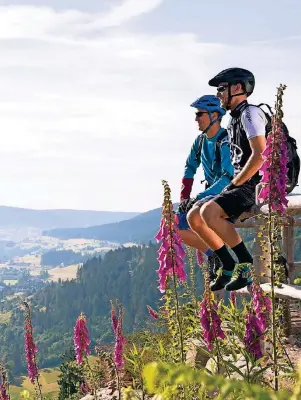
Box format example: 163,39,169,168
202,114,222,135
226,84,246,108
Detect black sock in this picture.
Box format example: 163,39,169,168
231,241,253,264
214,245,236,271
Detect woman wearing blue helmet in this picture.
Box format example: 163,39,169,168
177,95,234,281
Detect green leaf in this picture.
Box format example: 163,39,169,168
222,360,245,378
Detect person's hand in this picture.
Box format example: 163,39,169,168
177,198,190,214
185,197,198,213
222,182,238,193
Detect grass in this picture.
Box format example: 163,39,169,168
10,369,60,400
0,311,11,324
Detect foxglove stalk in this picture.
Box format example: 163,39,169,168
74,313,91,365
257,85,288,391
155,183,187,293
23,302,39,383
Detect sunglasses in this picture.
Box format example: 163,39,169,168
195,111,208,118
217,85,229,93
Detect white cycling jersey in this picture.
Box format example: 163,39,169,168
227,101,268,177
240,105,267,140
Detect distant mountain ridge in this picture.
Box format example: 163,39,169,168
0,205,139,230
44,206,164,243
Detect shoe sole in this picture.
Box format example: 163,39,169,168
210,278,232,292
225,278,252,291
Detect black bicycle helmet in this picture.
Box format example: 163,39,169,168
208,68,255,97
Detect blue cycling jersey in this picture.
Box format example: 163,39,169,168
183,128,234,200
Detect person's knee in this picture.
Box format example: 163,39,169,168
187,207,201,230
200,201,221,228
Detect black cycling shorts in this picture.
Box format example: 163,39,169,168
213,182,256,220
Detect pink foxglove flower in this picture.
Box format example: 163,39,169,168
244,313,263,360
251,279,272,333
111,302,126,370
80,381,91,395
0,384,8,400
196,250,205,266
23,302,39,383
147,305,159,320
258,86,288,215
74,313,91,365
199,296,225,351
155,182,187,292
114,324,126,370
111,302,118,336
230,291,237,306
0,365,9,400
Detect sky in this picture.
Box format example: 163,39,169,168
0,0,300,212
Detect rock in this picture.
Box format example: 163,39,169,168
261,339,273,355
205,355,261,381
80,388,155,399
185,338,210,368
284,335,297,346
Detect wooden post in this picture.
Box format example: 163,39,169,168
286,216,295,283
281,216,295,337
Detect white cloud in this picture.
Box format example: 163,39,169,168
91,0,164,28
0,0,164,39
0,5,300,212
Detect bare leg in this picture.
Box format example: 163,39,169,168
200,201,242,247
178,229,209,252
187,206,225,250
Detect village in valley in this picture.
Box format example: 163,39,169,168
0,232,121,299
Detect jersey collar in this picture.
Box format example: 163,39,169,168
230,100,248,118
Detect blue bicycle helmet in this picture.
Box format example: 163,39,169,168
190,95,226,116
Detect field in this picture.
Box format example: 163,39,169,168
9,356,99,399
3,279,18,286
48,264,80,282
10,369,60,400
0,311,11,324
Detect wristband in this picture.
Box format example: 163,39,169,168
180,178,194,201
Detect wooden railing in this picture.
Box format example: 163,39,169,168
234,194,301,301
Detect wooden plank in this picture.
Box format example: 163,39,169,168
285,217,295,282
237,282,301,301
237,194,301,221
293,262,301,271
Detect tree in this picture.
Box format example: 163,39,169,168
57,349,84,400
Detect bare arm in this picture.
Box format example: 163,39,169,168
232,135,266,186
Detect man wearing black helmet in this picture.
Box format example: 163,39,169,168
187,68,267,291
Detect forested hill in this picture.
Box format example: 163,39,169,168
43,206,164,243
0,205,139,229
1,244,204,379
